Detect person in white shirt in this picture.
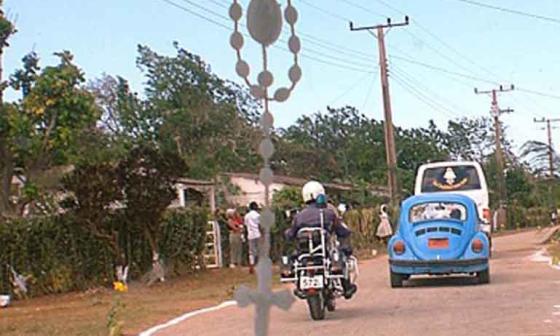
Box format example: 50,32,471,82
244,201,261,273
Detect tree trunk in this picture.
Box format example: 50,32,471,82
0,139,14,218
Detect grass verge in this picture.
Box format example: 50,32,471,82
1,250,378,336
0,267,261,336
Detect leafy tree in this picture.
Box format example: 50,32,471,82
0,3,17,217
1,51,100,216
134,43,261,178
118,145,187,269
61,163,125,264
446,116,495,162
395,123,449,193
505,165,535,207
277,106,387,183
276,106,449,195
520,140,559,178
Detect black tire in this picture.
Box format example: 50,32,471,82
307,293,326,320
390,271,406,288
326,297,336,312
477,268,490,284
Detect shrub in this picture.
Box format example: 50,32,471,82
0,208,208,297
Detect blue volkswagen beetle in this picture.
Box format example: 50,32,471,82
388,194,490,287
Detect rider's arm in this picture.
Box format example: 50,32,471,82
285,216,300,241
329,210,351,239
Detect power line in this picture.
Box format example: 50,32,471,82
161,0,231,30
163,0,376,73
389,54,499,85
339,0,385,19
391,72,455,119
211,0,378,63
372,0,503,81
361,75,377,112
207,0,228,10
214,0,376,60
390,64,473,117
329,71,373,105
300,0,352,23
165,0,560,107
517,87,560,101
179,0,377,70
446,0,560,24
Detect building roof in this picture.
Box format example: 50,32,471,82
176,177,215,186
223,172,354,191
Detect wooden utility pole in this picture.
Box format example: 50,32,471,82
475,85,514,228
533,117,560,178
350,17,409,205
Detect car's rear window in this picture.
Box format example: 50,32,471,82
409,202,468,224
420,165,481,193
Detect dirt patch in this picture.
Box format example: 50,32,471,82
492,227,536,238
0,268,264,336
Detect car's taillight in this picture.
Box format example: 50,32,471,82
472,239,484,253
483,208,491,222
393,241,406,255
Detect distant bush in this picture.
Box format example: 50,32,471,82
507,205,549,230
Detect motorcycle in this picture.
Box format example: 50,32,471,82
280,210,358,321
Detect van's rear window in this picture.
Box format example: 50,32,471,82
421,166,481,192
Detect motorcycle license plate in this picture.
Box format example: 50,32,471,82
300,275,324,289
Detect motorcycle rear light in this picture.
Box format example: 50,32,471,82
393,241,406,255
472,239,484,253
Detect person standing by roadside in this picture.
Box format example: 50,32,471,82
376,204,393,245
551,208,558,226
226,208,244,268
244,201,261,274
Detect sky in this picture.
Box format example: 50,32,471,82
4,0,560,154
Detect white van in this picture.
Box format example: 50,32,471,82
414,161,491,233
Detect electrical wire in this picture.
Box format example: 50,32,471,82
516,87,560,101
300,0,352,23
338,0,386,20
390,64,474,117
389,54,498,85
164,0,375,73
370,0,560,120
177,0,376,69
167,0,560,108
446,0,560,24
328,71,374,105
361,75,377,112
391,71,457,119
372,0,503,81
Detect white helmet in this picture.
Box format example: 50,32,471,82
302,181,325,203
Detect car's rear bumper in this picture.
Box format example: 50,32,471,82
389,258,488,275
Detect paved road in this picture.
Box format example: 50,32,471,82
155,231,559,336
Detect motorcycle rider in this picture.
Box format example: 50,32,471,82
285,181,358,299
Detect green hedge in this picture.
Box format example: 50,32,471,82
507,206,549,230
0,208,208,297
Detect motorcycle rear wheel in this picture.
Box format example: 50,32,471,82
326,296,336,312
307,292,326,320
